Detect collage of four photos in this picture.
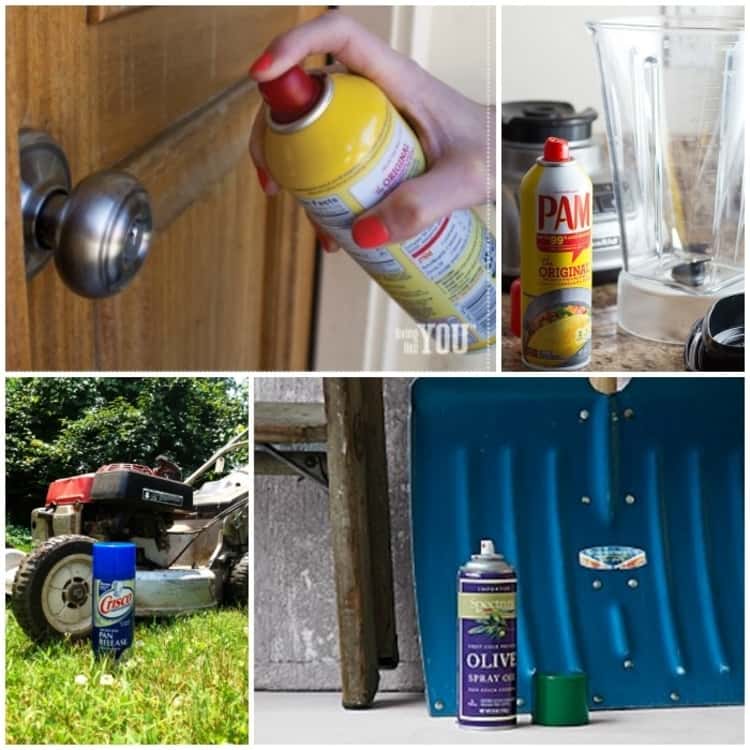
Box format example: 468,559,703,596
3,2,745,746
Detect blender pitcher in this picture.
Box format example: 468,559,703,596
587,16,744,343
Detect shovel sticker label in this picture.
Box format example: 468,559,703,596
579,546,647,570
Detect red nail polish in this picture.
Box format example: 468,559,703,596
315,230,335,253
352,216,390,249
249,51,273,77
256,167,270,192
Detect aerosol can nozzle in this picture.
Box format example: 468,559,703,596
543,136,571,162
480,539,496,556
259,66,323,124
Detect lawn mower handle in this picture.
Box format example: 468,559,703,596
183,429,249,487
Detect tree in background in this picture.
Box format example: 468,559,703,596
6,377,248,525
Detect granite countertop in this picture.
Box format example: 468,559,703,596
501,283,686,371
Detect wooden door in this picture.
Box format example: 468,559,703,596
6,6,322,371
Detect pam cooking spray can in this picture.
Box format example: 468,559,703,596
457,539,517,729
92,542,136,658
259,67,496,351
520,136,592,369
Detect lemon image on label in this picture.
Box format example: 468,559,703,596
527,314,590,360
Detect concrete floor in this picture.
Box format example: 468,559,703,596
254,692,744,745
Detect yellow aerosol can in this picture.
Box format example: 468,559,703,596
520,137,592,369
260,67,496,351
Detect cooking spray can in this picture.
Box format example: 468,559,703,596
259,67,496,351
457,539,517,729
92,542,135,658
520,136,592,369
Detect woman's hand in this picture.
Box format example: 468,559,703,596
248,10,495,249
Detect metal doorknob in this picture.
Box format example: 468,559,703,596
20,129,153,298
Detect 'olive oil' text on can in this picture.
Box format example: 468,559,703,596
520,136,592,369
457,539,517,729
259,66,496,351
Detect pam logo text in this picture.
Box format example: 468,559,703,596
537,192,591,233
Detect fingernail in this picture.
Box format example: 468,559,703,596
315,230,335,253
352,216,390,249
256,167,270,192
249,51,274,77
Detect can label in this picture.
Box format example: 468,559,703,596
458,576,517,727
278,82,495,350
93,577,135,656
520,161,592,369
296,111,424,226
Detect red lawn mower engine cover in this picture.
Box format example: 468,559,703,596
46,464,193,511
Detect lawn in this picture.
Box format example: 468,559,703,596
6,606,249,744
6,524,33,553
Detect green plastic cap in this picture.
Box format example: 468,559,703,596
532,672,589,726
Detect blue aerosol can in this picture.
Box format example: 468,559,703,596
92,542,136,657
457,539,517,729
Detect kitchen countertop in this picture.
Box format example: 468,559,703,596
502,282,686,371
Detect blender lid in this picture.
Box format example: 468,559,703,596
502,101,598,144
684,293,744,372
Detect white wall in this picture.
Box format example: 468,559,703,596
419,6,497,105
502,5,743,133
502,6,661,134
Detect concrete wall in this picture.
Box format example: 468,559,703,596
254,377,423,691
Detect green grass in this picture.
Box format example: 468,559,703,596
6,608,249,744
6,524,33,553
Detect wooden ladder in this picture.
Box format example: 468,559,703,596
255,377,399,708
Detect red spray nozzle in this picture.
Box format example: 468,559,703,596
258,66,323,124
510,278,521,337
543,136,570,162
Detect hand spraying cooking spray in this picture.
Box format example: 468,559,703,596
258,66,496,352
457,539,517,729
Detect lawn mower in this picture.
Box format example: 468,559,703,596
6,430,249,643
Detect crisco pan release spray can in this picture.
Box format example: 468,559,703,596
92,542,135,658
260,67,496,351
520,136,592,369
457,539,517,729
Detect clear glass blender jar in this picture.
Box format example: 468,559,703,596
587,16,744,343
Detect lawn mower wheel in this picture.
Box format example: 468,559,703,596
12,534,96,643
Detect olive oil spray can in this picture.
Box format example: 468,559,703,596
260,66,496,351
457,539,517,729
520,136,592,370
